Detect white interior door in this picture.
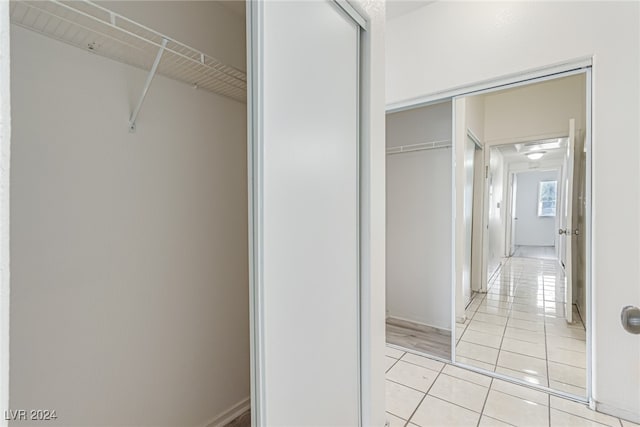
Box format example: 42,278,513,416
561,119,576,323
248,2,363,425
463,137,476,306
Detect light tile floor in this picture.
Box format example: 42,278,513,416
513,245,556,260
385,346,638,427
455,256,587,397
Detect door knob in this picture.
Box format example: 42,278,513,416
558,228,566,235
621,306,640,334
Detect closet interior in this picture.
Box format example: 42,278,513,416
9,1,250,426
385,101,453,360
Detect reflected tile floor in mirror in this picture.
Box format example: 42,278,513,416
455,256,587,397
385,345,636,427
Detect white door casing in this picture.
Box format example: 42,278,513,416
247,2,365,425
462,137,475,307
561,119,576,323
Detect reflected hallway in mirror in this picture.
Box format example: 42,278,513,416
453,72,589,398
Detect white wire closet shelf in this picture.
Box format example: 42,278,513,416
10,0,247,104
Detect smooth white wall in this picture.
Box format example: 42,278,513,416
386,102,452,148
386,103,452,330
386,148,451,329
10,7,248,425
514,170,559,247
387,2,640,420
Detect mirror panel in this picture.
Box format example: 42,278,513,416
385,101,453,361
453,73,589,398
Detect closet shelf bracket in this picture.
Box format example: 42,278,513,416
129,38,168,133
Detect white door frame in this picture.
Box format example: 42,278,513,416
388,60,593,404
247,2,386,426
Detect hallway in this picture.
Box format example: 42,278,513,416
456,256,587,397
385,345,634,427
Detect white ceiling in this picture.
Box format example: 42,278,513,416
386,0,435,20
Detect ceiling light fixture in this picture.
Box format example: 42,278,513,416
526,152,545,160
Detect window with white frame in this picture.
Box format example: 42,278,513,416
538,180,557,217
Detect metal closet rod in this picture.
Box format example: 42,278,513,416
386,139,452,155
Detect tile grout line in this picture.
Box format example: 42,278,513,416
437,370,494,389
396,356,447,373
545,357,587,370
454,350,498,368
489,259,584,386
489,387,548,405
552,406,621,427
385,378,431,395
496,258,520,375
476,377,494,427
544,286,552,391
424,393,487,418
461,338,550,362
548,383,552,426
403,361,447,427
446,258,591,421
386,353,404,374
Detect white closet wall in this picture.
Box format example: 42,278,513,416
386,102,452,330
9,2,248,426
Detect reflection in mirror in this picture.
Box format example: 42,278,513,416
454,73,589,398
385,101,453,360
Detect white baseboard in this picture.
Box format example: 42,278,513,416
595,402,640,424
203,397,250,427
